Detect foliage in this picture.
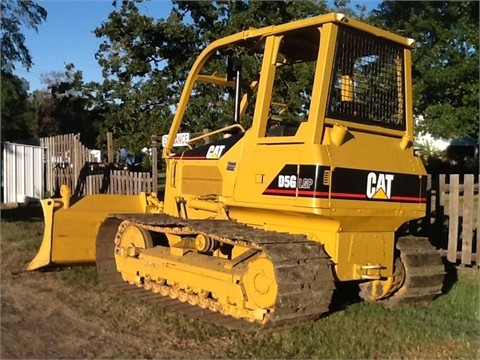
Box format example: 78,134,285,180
1,71,35,142
1,63,105,146
0,1,103,147
93,0,329,151
0,0,47,72
0,0,101,145
370,1,479,140
31,64,102,147
416,140,442,161
329,0,368,19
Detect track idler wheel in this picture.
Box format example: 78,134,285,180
115,221,153,257
242,256,277,309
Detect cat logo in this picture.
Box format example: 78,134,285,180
206,145,225,159
366,172,394,199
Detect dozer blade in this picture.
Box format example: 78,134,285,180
27,193,159,271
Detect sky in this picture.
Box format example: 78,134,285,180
14,0,379,92
14,0,174,91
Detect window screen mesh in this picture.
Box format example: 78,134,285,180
326,27,405,130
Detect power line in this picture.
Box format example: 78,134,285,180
14,69,43,78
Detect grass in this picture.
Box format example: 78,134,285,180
1,203,45,254
60,266,100,289
126,276,479,359
2,202,479,359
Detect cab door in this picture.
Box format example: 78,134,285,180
233,26,329,210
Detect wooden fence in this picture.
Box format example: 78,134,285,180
109,170,154,195
41,133,95,196
41,133,153,196
425,174,479,267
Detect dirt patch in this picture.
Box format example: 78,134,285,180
0,215,232,359
1,254,220,359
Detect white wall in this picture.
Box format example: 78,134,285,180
2,143,45,203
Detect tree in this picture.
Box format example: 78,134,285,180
1,71,35,142
1,0,47,143
370,1,479,140
32,64,102,147
93,0,328,151
329,0,368,19
1,0,47,72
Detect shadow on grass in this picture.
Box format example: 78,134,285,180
441,257,458,295
329,281,362,313
0,202,44,222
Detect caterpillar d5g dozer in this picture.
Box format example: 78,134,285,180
29,13,445,331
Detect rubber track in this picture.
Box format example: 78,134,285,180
96,214,335,332
381,236,445,308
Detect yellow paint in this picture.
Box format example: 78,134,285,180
27,190,161,270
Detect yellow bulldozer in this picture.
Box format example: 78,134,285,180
28,13,445,331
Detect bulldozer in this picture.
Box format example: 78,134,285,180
28,13,445,331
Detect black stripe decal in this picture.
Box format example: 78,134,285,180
173,132,244,160
263,165,426,203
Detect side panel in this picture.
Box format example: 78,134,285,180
321,128,427,215
162,133,245,217
233,144,301,208
182,166,223,195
